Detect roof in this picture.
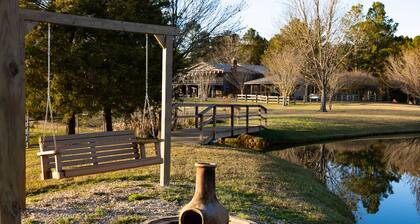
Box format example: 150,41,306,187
187,62,225,74
239,64,267,74
244,77,274,85
186,62,267,75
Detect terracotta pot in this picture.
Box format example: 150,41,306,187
179,163,229,224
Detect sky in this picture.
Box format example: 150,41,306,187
238,0,420,39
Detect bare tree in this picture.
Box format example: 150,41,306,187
208,35,253,95
263,48,303,106
286,0,353,112
208,34,245,64
193,72,218,101
223,58,254,95
386,47,420,99
327,71,347,110
167,0,246,62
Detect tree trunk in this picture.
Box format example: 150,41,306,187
283,92,288,106
103,106,113,132
320,88,328,112
328,94,334,111
66,113,76,135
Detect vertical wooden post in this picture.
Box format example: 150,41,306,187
160,35,173,187
246,106,249,133
25,112,29,148
194,106,198,129
230,105,234,137
212,106,216,140
199,114,204,141
0,0,25,222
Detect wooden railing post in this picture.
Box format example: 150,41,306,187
230,105,234,137
246,106,249,133
199,114,204,141
194,106,199,129
212,106,217,140
264,107,268,126
25,113,30,148
258,106,262,127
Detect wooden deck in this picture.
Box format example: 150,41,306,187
171,103,267,145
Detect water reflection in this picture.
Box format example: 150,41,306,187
270,137,420,222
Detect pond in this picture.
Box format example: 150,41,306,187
270,136,420,224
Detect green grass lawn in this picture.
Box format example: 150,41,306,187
260,103,420,148
25,144,354,223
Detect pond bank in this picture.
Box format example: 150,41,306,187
258,103,420,150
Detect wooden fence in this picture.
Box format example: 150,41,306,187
236,94,294,105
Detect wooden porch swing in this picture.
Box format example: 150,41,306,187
38,131,163,180
38,27,163,180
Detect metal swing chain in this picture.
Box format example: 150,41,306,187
43,23,58,151
142,34,156,138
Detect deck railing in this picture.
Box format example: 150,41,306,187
172,103,267,143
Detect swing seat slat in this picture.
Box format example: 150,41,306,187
38,131,162,180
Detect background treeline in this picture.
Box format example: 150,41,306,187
260,1,420,111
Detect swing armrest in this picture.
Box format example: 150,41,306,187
37,150,58,156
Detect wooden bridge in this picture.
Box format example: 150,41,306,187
172,103,267,144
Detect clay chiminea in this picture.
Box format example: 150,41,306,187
179,163,229,224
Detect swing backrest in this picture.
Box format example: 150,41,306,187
38,131,162,180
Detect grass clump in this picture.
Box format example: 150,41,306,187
127,192,155,202
54,217,77,224
111,215,146,224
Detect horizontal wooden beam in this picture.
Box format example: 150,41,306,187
172,103,268,111
19,9,179,36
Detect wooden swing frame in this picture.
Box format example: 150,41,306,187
0,2,178,222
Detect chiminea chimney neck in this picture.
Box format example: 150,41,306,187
193,163,217,201
179,163,229,224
